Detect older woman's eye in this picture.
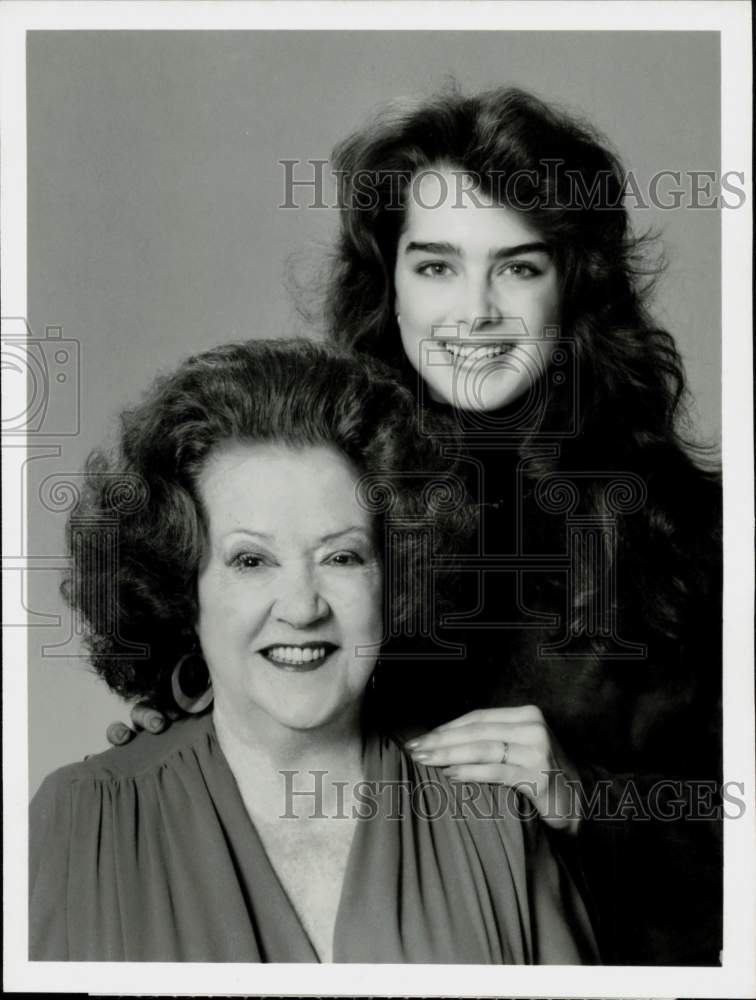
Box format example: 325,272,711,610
416,261,454,278
325,550,365,567
229,552,267,570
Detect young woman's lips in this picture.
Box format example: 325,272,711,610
260,642,338,671
440,340,518,365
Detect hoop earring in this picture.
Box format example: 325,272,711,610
171,651,214,715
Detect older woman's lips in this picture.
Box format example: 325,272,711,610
260,643,337,671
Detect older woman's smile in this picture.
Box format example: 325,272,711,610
196,441,383,738
261,642,338,669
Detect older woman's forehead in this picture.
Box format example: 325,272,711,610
197,441,374,533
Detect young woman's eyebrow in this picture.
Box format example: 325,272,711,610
404,240,460,256
403,240,551,258
489,242,551,261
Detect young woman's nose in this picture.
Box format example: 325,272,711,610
272,566,330,628
456,273,503,335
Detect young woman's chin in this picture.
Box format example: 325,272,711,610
423,356,551,414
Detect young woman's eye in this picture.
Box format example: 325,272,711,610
325,550,364,567
416,261,454,278
501,261,540,278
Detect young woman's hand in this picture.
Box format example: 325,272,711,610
406,706,583,834
105,701,168,747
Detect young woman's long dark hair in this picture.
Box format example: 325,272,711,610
324,85,721,679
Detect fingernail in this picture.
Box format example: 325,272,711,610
445,768,460,779
405,739,420,749
107,722,130,745
412,751,430,762
147,714,165,733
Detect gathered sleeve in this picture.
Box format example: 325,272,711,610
29,769,74,960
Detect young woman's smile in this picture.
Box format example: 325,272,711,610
394,166,562,412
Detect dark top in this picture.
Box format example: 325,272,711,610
378,440,723,966
30,713,597,963
477,452,723,967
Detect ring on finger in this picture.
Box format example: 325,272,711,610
499,740,510,764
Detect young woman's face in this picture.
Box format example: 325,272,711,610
394,166,562,412
196,442,383,742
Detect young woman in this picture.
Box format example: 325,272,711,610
321,86,722,966
108,86,722,965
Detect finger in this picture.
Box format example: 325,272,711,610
408,721,535,752
131,701,167,734
411,739,528,768
106,722,136,747
433,705,544,731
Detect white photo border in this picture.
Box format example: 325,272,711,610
2,2,753,997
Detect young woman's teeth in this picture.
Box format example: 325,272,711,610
266,645,328,665
442,341,515,359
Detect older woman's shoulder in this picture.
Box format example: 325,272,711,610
36,714,213,792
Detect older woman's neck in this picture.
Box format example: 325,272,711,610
212,700,366,775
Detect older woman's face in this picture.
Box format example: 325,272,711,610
394,166,561,412
195,442,383,739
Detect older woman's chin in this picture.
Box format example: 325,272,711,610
215,686,371,736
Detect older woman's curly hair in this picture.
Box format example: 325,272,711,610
63,339,472,716
324,84,721,663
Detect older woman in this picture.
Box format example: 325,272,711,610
108,88,721,965
30,339,596,963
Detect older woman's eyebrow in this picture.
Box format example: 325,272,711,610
319,527,371,544
225,529,274,541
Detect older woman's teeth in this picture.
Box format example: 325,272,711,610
266,645,328,665
442,341,515,359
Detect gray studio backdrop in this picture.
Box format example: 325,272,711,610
26,31,721,796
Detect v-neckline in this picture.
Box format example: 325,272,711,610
207,717,380,963
246,806,363,963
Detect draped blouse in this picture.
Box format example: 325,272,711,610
30,713,597,963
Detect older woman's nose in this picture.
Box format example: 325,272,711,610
273,567,330,628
